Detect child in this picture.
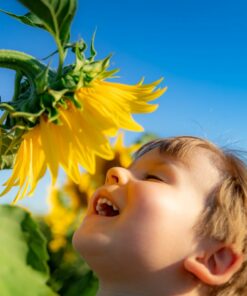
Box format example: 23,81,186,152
73,136,247,296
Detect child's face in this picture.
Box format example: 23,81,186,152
73,147,221,282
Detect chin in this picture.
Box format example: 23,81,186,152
72,223,113,259
73,227,119,280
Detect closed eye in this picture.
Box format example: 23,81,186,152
145,174,164,182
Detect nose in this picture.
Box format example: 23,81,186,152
105,167,130,185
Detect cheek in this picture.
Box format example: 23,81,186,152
128,182,178,222
121,184,175,242
121,183,199,254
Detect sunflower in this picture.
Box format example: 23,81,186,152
0,77,166,202
0,11,166,202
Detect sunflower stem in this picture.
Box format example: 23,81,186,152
0,50,46,78
55,38,65,77
0,50,48,103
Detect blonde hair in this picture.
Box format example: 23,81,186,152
135,136,247,296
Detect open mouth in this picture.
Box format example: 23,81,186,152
95,197,120,217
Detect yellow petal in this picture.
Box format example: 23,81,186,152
40,117,59,184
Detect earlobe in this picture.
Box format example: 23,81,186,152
184,245,243,286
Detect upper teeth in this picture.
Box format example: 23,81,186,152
96,197,119,215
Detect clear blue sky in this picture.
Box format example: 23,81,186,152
0,0,247,213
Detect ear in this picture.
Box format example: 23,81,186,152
184,245,243,286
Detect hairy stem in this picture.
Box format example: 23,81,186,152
0,50,46,78
0,50,47,102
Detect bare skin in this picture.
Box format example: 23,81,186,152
73,147,239,296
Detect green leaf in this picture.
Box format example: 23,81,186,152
17,0,77,47
61,270,98,296
0,205,57,296
0,10,45,29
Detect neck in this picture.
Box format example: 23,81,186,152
94,260,202,296
96,289,201,296
96,281,202,296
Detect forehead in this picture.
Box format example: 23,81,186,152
133,144,219,169
134,137,223,161
131,146,222,195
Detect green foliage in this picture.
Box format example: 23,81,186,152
0,10,44,29
6,0,77,48
49,254,98,296
0,205,57,296
0,0,77,77
38,220,99,296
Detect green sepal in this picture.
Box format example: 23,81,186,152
35,63,51,94
82,54,112,82
65,93,82,109
49,89,68,105
40,93,60,122
57,98,69,109
47,108,60,124
11,109,44,123
89,30,97,61
75,72,87,89
71,38,87,55
74,41,86,72
60,73,79,89
98,68,120,79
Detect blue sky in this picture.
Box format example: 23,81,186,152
0,0,247,213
